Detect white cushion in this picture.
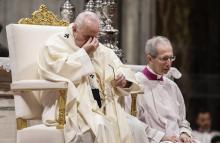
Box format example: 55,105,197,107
11,80,68,90
124,64,145,73
17,124,64,143
6,24,67,119
6,24,66,81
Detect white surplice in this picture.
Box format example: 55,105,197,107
38,25,149,143
135,66,192,143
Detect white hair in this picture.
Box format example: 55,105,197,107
145,36,172,58
74,11,99,30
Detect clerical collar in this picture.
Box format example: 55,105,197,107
142,66,163,81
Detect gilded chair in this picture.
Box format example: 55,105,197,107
6,5,69,143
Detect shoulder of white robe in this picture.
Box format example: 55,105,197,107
163,76,178,86
135,72,144,82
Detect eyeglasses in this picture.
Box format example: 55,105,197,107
156,56,176,62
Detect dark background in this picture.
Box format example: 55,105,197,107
156,0,220,130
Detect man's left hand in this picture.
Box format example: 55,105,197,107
114,74,127,88
179,133,193,143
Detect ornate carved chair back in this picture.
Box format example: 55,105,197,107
6,5,68,143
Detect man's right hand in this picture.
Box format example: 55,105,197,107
82,37,99,55
161,135,181,143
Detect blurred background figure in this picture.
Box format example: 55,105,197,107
211,135,220,143
0,23,9,57
193,109,220,143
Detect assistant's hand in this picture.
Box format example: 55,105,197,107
179,133,193,143
82,37,99,55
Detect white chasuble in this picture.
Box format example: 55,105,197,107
38,25,147,143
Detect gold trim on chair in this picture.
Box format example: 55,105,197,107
56,90,67,129
130,91,144,116
16,118,28,130
15,4,68,130
18,4,69,26
131,93,138,116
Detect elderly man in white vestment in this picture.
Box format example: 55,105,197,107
135,36,200,143
38,11,150,143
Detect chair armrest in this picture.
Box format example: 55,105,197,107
11,80,68,130
11,80,68,91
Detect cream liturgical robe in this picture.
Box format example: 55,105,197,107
38,25,149,143
136,66,192,143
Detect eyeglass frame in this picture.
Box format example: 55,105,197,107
151,55,176,62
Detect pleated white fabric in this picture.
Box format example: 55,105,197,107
38,25,149,143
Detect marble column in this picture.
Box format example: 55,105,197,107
121,0,139,64
121,0,156,64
